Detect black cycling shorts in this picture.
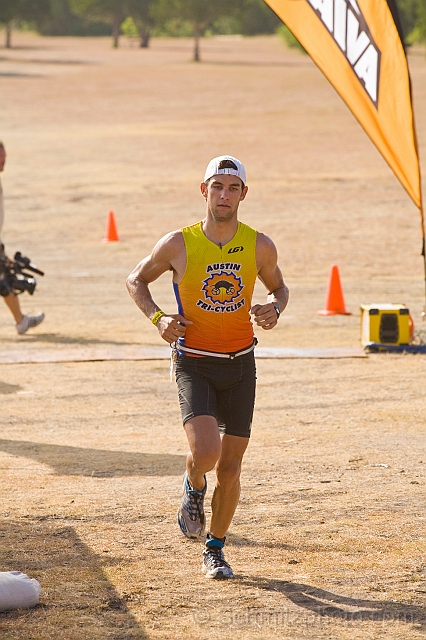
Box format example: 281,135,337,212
174,351,256,438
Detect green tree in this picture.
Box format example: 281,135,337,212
276,24,306,54
36,0,110,37
395,0,426,45
407,0,426,45
70,0,127,47
154,0,243,61
396,0,418,39
239,0,280,36
0,0,50,47
207,0,279,37
416,2,426,44
126,0,157,47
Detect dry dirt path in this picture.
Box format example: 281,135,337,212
0,33,425,639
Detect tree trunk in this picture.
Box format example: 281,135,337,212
112,13,121,48
193,25,201,62
139,27,150,48
6,22,12,49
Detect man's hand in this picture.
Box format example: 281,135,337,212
250,303,278,330
156,313,192,344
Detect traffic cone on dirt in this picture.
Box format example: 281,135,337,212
317,264,352,315
102,210,119,243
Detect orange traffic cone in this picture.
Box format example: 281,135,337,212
102,210,119,243
317,264,352,315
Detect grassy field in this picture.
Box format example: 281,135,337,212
0,32,425,639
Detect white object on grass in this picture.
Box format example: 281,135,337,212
0,571,42,612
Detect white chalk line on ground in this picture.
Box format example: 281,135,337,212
0,346,367,364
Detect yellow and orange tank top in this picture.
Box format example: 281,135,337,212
174,220,258,353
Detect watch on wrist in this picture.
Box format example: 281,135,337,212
273,303,280,319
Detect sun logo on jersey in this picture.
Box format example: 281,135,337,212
202,271,243,305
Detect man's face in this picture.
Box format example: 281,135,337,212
0,145,5,172
201,174,248,222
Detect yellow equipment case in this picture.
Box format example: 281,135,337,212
360,304,411,346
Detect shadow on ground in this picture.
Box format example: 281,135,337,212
241,576,426,630
0,57,89,65
0,72,42,77
0,381,21,394
0,518,147,639
0,439,186,477
208,59,313,68
1,334,137,346
229,533,294,551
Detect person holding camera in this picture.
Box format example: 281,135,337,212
0,141,44,334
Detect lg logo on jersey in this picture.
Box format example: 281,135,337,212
228,246,244,254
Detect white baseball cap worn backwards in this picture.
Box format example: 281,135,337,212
204,155,246,185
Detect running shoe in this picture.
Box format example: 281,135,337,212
16,313,45,335
177,472,206,539
202,547,234,579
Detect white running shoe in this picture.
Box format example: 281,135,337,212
177,472,206,539
16,313,45,335
202,547,234,579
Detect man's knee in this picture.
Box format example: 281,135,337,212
185,416,222,473
216,457,243,487
192,444,221,473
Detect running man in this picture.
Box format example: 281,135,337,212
126,156,289,579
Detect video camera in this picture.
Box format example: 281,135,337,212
0,250,44,297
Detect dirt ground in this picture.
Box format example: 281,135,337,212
0,32,425,640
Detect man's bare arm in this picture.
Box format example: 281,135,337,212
126,231,192,344
251,233,289,330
